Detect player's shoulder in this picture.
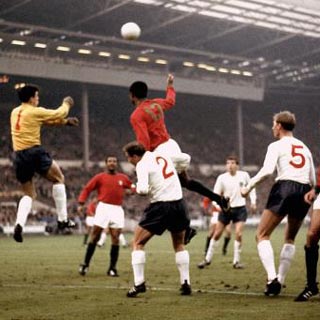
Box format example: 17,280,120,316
267,139,287,152
95,172,107,179
291,136,309,148
215,172,227,183
237,170,249,176
219,172,229,178
116,172,130,179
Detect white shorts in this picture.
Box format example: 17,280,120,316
85,216,95,227
313,194,320,210
210,211,219,225
154,139,191,172
93,202,125,229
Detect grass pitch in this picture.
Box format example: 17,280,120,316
1,226,320,320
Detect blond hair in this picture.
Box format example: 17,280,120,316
273,111,296,131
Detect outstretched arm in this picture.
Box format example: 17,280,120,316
44,117,80,126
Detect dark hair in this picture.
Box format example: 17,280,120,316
129,81,148,99
123,141,146,157
105,156,117,162
17,84,39,103
226,155,239,165
274,111,296,131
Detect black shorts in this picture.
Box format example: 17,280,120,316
13,146,53,183
266,180,311,219
139,199,190,235
218,206,247,225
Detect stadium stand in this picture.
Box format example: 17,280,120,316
1,85,319,233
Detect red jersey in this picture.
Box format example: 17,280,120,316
130,86,176,151
78,172,133,205
201,197,221,214
86,200,97,217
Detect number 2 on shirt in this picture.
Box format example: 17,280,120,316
156,156,174,179
289,145,306,168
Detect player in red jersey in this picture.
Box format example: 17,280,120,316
78,156,135,277
129,74,229,243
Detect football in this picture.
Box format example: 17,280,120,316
121,22,141,40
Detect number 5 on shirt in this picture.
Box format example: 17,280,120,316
289,145,306,169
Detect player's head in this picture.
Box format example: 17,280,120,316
123,141,146,166
226,155,239,174
105,156,118,173
274,111,296,131
17,84,40,105
273,111,296,138
129,81,148,104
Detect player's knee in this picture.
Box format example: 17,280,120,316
235,233,242,241
307,229,318,242
55,173,65,184
132,238,145,250
91,231,102,243
111,236,120,245
173,244,185,252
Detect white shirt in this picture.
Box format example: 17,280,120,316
135,151,183,203
248,136,316,189
214,170,256,208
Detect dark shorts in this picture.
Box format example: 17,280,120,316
139,199,190,235
13,146,53,183
218,206,247,225
266,180,311,219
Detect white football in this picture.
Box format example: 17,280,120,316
121,22,141,40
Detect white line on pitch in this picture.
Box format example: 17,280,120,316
2,283,297,297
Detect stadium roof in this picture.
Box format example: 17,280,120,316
1,0,320,97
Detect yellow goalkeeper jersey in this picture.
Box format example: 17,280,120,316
11,102,70,151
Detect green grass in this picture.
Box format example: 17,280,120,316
1,226,320,320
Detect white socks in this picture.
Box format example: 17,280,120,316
131,250,190,286
52,184,67,221
258,240,296,283
119,233,127,246
205,238,218,263
277,243,295,285
175,250,190,284
233,240,242,264
257,240,277,281
132,250,146,286
16,195,33,227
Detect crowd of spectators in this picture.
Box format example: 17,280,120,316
1,85,320,232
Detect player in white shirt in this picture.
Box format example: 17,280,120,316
241,111,315,296
198,155,256,269
123,141,191,297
